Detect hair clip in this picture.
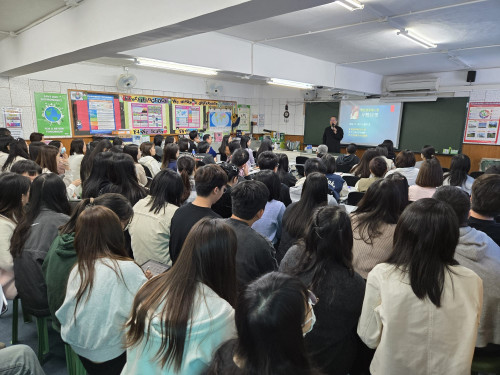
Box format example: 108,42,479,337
86,197,95,208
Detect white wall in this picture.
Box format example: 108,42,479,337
0,62,307,137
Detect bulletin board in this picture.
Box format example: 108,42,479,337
122,94,170,135
463,102,500,145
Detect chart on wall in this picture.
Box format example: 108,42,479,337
173,104,202,130
122,95,170,135
463,102,500,145
2,108,23,138
69,90,125,137
34,92,72,137
237,105,251,132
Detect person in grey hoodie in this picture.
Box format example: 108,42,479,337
433,186,500,351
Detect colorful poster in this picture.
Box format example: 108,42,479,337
87,94,116,134
209,110,232,129
174,104,202,129
463,102,500,145
34,92,72,137
214,132,223,142
131,103,163,128
237,105,251,132
2,107,23,138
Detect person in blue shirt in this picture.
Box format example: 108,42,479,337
203,134,218,158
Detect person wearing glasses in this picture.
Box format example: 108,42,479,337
280,206,365,375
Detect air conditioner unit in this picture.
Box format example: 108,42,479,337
386,79,439,93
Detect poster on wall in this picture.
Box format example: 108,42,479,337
463,102,500,145
87,94,117,134
2,107,23,138
34,92,72,137
209,109,232,131
122,95,170,135
237,105,251,132
173,104,202,129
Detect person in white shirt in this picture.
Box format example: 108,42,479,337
68,139,86,197
385,149,420,186
139,141,161,177
358,198,483,375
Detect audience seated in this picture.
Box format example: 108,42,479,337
350,148,378,178
160,143,179,171
218,135,232,162
381,139,396,160
442,154,474,194
1,138,29,173
212,162,239,219
415,145,435,168
177,154,197,204
384,149,419,186
358,198,482,374
322,153,348,198
252,170,286,245
354,156,387,192
11,173,71,316
257,151,292,206
433,186,500,352
48,140,70,175
28,141,45,162
178,137,190,153
316,144,328,158
195,141,216,165
0,135,13,169
280,206,365,374
206,272,318,375
81,152,113,199
351,177,407,279
56,206,148,375
124,218,237,374
139,142,161,177
123,144,148,187
0,173,30,299
278,172,328,263
169,164,227,263
0,344,46,375
375,145,394,171
29,132,44,142
80,139,112,183
408,158,443,201
10,159,41,182
228,140,241,163
188,130,200,152
231,148,250,179
276,153,297,187
68,139,85,188
256,138,273,158
129,169,183,266
43,194,133,327
290,158,337,205
468,174,500,246
240,135,255,167
336,143,360,173
224,180,278,287
203,133,218,158
153,134,164,161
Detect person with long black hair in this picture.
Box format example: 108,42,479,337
206,272,320,375
218,135,232,162
211,162,239,219
1,138,29,173
81,152,114,199
123,144,148,187
240,135,255,167
161,143,179,171
280,206,365,375
256,138,273,159
443,153,474,195
276,153,297,187
11,173,71,316
124,218,238,374
358,199,483,374
129,169,184,266
80,139,112,183
349,148,379,178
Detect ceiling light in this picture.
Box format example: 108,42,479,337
136,58,218,76
268,78,314,90
336,0,364,11
397,30,437,49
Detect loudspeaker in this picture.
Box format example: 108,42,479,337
467,71,476,83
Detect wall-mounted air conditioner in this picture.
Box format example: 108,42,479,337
303,89,317,100
386,78,439,92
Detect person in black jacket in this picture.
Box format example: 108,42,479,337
257,151,292,207
212,163,239,218
336,143,360,173
322,117,344,153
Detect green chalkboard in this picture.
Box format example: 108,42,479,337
304,102,339,146
399,97,469,153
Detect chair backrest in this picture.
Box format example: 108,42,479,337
347,191,365,206
296,156,311,165
343,175,360,187
470,171,484,179
336,163,352,173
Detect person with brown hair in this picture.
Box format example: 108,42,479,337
385,149,419,186
161,142,179,171
35,144,59,174
124,218,238,374
56,206,148,375
408,158,444,201
354,156,387,192
349,148,379,178
139,141,161,177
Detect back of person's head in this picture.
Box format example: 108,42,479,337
140,141,154,157
229,140,241,155
153,134,164,147
385,172,409,208
346,143,357,154
254,170,281,201
387,198,459,307
106,153,146,205
35,145,58,173
11,159,42,180
177,154,196,202
112,137,123,147
0,172,30,222
165,136,175,145
471,174,500,217
446,154,471,187
433,186,470,226
0,128,10,136
81,152,114,199
148,169,183,213
231,148,249,168
2,138,29,171
235,272,313,374
29,132,44,142
257,138,273,156
484,165,500,175
351,148,378,178
10,173,70,257
240,135,251,149
123,144,140,163
194,164,228,197
28,141,44,162
197,141,210,154
219,162,239,185
126,218,237,371
354,177,407,244
375,145,388,158
421,146,435,160
189,130,198,141
321,154,336,174
80,139,112,182
178,138,189,152
161,143,179,169
415,158,443,187
109,145,123,154
231,180,269,220
395,150,416,168
304,158,326,176
48,140,62,151
369,156,387,177
276,153,290,175
257,151,278,171
382,140,394,153
218,135,231,154
0,135,13,153
70,139,85,155
316,144,328,157
60,193,134,235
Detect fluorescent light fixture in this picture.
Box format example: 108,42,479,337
380,96,438,103
136,58,218,76
397,30,437,49
336,0,364,11
268,78,314,90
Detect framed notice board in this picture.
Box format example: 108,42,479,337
304,102,340,145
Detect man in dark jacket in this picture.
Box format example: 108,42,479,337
322,116,344,153
336,143,360,173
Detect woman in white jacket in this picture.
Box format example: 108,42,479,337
124,218,238,374
139,141,161,177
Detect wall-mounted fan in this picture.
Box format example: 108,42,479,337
206,81,224,97
116,67,137,91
